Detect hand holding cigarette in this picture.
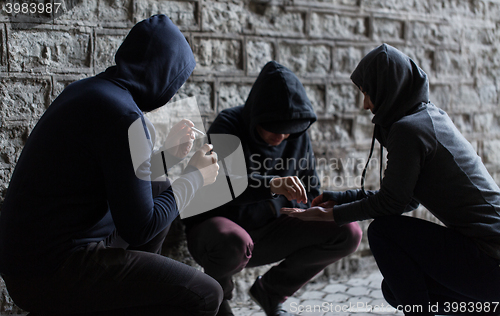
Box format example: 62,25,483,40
163,119,197,159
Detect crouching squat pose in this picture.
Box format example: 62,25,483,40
0,15,222,315
282,44,500,315
183,61,362,316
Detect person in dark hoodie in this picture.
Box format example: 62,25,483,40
182,61,363,316
282,44,500,315
0,15,223,315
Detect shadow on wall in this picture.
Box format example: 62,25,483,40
4,0,83,29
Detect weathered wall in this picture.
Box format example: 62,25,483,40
1,0,500,313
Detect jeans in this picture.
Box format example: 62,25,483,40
186,215,362,301
2,227,223,315
368,216,500,316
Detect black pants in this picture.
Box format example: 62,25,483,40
186,215,362,301
368,216,500,316
2,228,223,315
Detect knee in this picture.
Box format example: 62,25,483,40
201,228,253,272
217,229,253,264
381,279,399,309
367,216,404,240
203,277,224,316
187,218,253,269
340,222,363,255
187,273,224,316
367,217,394,253
368,217,388,238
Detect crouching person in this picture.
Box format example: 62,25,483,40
0,15,223,316
183,61,362,316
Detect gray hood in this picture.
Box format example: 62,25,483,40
351,43,429,128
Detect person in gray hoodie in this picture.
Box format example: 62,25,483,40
283,44,500,315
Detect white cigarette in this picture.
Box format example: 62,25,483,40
184,122,206,135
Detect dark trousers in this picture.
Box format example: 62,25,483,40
368,216,500,316
186,215,362,301
2,227,223,316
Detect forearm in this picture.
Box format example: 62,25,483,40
331,189,417,225
323,189,377,205
171,165,204,213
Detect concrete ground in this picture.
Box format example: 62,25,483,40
230,268,403,316
1,267,401,316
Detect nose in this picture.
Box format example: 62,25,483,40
363,96,370,110
363,94,373,111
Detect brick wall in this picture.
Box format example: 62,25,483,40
1,0,500,312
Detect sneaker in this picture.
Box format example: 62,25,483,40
249,276,298,316
216,300,235,316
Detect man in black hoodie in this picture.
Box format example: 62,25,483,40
0,15,222,315
283,44,500,315
183,61,362,316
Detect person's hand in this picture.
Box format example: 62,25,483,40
188,144,219,186
270,176,307,204
164,119,196,159
280,206,335,222
311,194,336,208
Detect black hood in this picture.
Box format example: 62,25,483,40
98,14,196,112
242,61,317,142
350,44,429,128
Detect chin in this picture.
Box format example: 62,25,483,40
268,140,282,146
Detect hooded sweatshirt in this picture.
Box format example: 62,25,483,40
183,61,319,231
324,44,500,260
0,15,201,276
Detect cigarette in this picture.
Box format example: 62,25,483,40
184,122,205,136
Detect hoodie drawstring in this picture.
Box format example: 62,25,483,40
361,125,383,197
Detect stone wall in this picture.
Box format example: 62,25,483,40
1,0,500,313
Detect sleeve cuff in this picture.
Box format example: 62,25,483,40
323,189,370,205
323,191,345,203
249,174,278,199
181,165,204,192
269,195,289,217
